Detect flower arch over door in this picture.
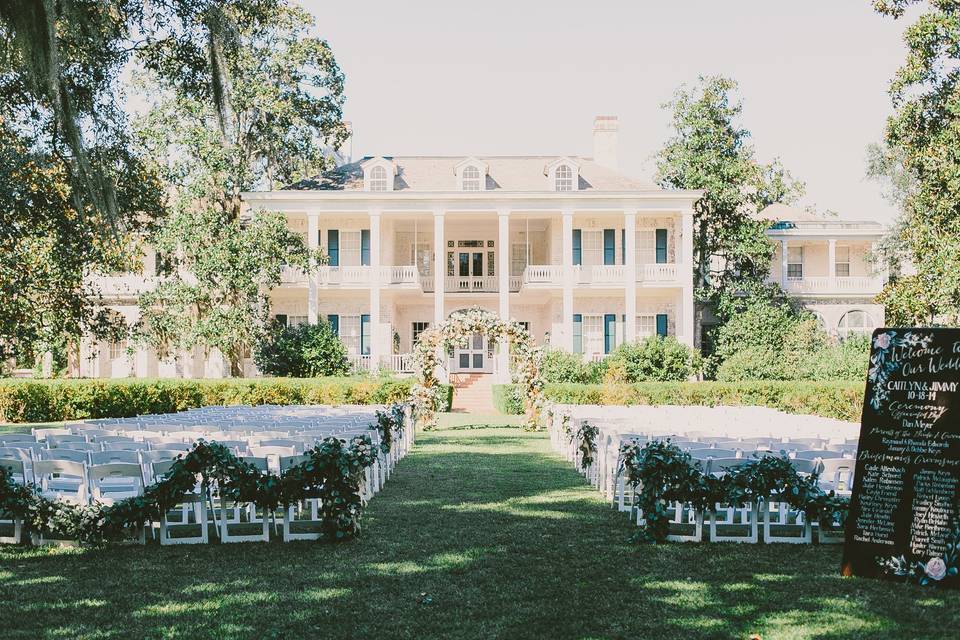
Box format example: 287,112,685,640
410,307,545,429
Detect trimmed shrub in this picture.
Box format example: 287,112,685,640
500,380,865,422
493,384,524,415
0,377,439,424
540,348,603,384
254,320,350,377
604,336,702,382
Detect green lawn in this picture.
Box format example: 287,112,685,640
2,417,958,639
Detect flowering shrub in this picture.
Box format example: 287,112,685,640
411,307,544,429
0,406,408,544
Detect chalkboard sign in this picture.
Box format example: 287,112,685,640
842,328,960,587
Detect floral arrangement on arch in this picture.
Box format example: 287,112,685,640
410,306,545,429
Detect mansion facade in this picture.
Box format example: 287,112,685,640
76,117,886,380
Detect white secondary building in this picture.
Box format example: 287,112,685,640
76,116,887,379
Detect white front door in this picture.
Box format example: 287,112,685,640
452,333,492,373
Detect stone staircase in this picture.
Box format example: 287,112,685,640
450,373,496,414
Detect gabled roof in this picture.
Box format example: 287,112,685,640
454,156,488,174
542,156,581,175
359,156,396,174
283,156,656,192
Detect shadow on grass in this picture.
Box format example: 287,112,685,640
1,428,958,639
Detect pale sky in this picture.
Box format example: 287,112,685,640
302,0,910,223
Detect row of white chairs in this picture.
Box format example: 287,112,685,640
546,403,856,544
0,404,413,546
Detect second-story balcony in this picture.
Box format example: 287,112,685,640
780,275,885,296
521,263,683,288
95,274,157,297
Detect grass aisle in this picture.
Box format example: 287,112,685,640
2,418,959,639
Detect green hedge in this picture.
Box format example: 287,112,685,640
492,384,524,415
0,378,452,424
495,381,865,422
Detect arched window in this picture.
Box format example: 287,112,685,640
369,165,388,192
461,165,481,191
837,310,874,339
555,164,573,191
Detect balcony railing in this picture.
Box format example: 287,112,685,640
96,275,157,296
348,354,372,372
781,275,884,295
521,264,682,287
279,266,308,284
444,275,498,292
317,266,372,286
381,265,420,286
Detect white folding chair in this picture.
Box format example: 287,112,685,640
0,458,29,543
152,460,209,545
705,459,758,543
218,456,270,543
89,463,148,542
279,454,322,542
31,459,88,545
762,459,816,544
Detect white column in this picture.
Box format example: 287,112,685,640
369,210,382,371
561,209,574,351
828,238,837,288
433,210,445,326
779,238,789,289
681,209,695,349
624,210,637,344
497,210,510,381
307,215,318,324
432,210,446,382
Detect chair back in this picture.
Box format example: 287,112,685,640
708,458,750,475
46,434,88,448
279,454,308,472
818,458,856,492
32,427,71,441
0,444,42,458
1,434,38,444
103,441,150,452
38,448,89,463
141,450,181,465
90,450,140,465
240,456,270,473
0,457,28,481
688,448,739,459
33,459,87,487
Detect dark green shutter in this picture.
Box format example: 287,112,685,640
604,314,616,354
573,314,583,353
656,314,668,337
327,230,339,266
275,314,288,327
361,314,370,355
327,314,339,335
361,229,370,266
572,229,582,266
621,229,625,265
603,229,615,265
655,229,667,264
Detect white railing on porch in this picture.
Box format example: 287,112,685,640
317,266,371,286
523,265,564,285
96,275,157,296
444,275,499,292
348,354,372,372
782,275,884,295
381,265,420,286
380,353,414,373
638,263,678,282
576,265,625,284
279,266,307,284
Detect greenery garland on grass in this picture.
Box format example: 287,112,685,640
618,440,850,544
411,307,544,430
0,406,407,545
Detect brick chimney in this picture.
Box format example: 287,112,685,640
592,115,619,171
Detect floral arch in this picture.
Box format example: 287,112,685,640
410,307,545,429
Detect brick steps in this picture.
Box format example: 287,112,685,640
451,373,496,414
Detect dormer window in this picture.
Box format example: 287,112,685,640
544,157,580,192
455,157,488,191
555,165,573,191
369,166,388,191
361,157,396,192
462,166,481,191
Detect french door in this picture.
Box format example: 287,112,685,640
452,333,492,373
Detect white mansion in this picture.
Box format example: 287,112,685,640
77,117,886,379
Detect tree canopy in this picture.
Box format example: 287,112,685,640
872,0,960,324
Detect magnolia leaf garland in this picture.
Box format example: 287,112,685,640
618,440,850,544
0,405,406,544
411,307,545,430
